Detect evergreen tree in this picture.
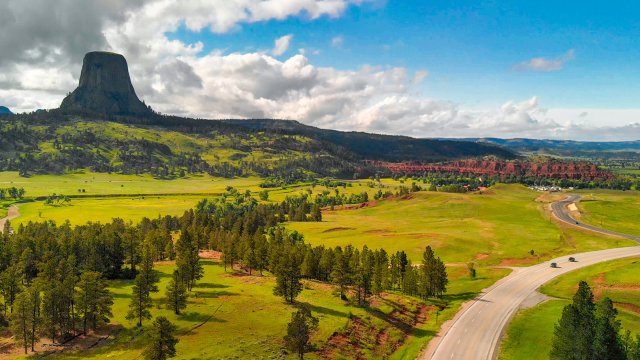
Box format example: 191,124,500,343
273,248,303,303
127,242,159,327
593,297,625,360
284,308,318,360
143,316,179,360
75,271,113,334
175,228,203,290
10,287,37,354
550,281,596,360
165,270,187,315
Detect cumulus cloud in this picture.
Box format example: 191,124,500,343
514,49,575,72
272,34,293,56
0,1,638,141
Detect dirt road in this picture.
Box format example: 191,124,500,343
422,195,640,360
0,205,20,233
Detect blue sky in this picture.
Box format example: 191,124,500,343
2,0,640,140
167,0,640,109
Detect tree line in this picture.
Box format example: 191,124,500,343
551,281,640,360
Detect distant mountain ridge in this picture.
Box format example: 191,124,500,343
0,106,12,115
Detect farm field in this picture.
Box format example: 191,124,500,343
30,260,509,360
576,190,640,236
499,257,640,360
288,184,635,264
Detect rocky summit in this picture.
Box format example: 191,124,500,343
0,106,12,115
60,51,152,117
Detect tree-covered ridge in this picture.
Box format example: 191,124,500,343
0,118,361,180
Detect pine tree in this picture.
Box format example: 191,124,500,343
273,248,303,303
284,308,318,360
143,316,179,360
175,228,203,290
550,281,596,359
127,242,159,327
593,297,625,360
11,287,37,354
165,270,187,315
75,271,113,334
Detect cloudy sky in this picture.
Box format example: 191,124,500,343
1,0,639,140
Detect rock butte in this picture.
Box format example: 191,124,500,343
60,51,152,117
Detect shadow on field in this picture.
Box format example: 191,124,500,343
442,292,478,302
296,302,350,318
194,282,230,289
194,290,238,299
180,311,226,323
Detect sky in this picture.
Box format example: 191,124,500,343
1,0,639,141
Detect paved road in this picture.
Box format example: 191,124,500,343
423,195,640,360
0,205,19,233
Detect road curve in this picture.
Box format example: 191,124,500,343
0,205,19,233
422,195,640,360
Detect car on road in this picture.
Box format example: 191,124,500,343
550,262,558,268
569,257,576,262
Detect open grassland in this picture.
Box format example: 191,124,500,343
14,196,206,226
575,190,640,235
33,260,509,360
0,171,262,197
2,173,411,226
288,184,635,264
499,257,640,360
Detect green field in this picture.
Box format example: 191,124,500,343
288,184,635,264
14,196,206,226
37,260,509,360
499,257,640,360
0,171,262,197
576,190,640,235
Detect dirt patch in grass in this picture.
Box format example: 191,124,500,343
364,229,394,234
499,256,540,266
475,253,490,261
316,295,432,359
0,324,124,359
199,250,222,260
322,227,355,233
616,302,640,314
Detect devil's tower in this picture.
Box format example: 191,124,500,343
60,51,152,117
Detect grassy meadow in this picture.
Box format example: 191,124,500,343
499,257,640,360
576,190,640,236
288,184,635,264
34,260,509,360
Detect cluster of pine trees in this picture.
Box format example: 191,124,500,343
551,281,640,360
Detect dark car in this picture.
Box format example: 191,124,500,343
550,262,558,268
569,257,576,262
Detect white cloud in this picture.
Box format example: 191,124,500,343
272,34,293,56
514,49,575,72
331,35,344,48
1,2,639,141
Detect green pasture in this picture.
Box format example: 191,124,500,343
288,184,634,264
576,190,640,235
14,196,205,226
43,261,509,360
0,171,262,198
499,257,640,360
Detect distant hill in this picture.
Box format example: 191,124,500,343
0,106,12,115
223,119,516,162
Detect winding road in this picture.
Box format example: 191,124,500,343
0,205,19,233
422,195,640,360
